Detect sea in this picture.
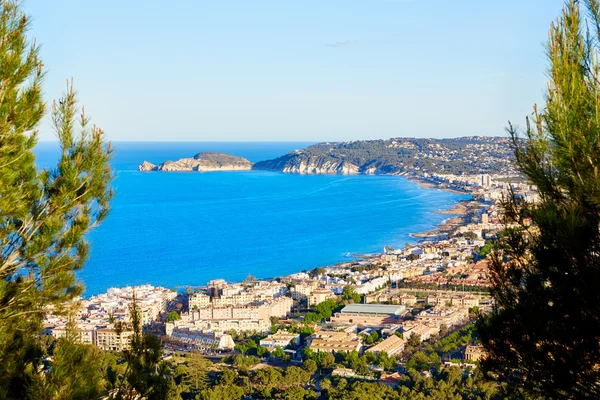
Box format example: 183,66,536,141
34,142,470,296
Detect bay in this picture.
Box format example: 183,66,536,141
34,142,469,295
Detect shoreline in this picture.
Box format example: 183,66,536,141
240,176,476,281
403,175,474,241
84,174,478,297
406,174,470,196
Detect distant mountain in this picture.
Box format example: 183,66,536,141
138,152,253,172
252,136,515,175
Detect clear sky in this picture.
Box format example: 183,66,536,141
24,0,563,142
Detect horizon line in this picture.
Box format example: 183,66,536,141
36,135,506,144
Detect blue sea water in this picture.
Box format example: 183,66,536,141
34,142,470,296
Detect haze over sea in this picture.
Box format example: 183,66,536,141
35,142,469,296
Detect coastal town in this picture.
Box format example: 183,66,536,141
2,0,595,396
42,170,535,395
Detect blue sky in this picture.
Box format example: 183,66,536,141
25,0,563,142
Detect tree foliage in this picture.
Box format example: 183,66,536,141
405,351,441,372
0,1,113,398
303,298,339,323
342,285,362,303
182,352,210,393
477,1,600,398
108,296,172,399
320,368,499,400
28,333,108,400
166,311,181,322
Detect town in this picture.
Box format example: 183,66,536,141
42,171,536,396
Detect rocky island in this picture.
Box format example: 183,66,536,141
138,152,253,172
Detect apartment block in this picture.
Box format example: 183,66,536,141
307,331,363,354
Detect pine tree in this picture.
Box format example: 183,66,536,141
183,352,211,394
27,327,108,400
0,1,113,397
109,295,170,399
477,1,600,398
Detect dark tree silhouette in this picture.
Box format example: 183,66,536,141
478,1,600,398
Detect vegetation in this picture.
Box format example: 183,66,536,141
401,324,476,374
167,311,181,322
405,351,441,372
287,324,315,340
254,136,515,175
180,352,211,393
431,324,476,355
361,330,380,345
398,280,490,293
308,267,326,278
322,368,498,400
302,348,396,374
477,240,495,259
108,297,173,399
477,1,600,398
342,285,363,303
0,1,114,398
463,231,478,241
303,298,340,323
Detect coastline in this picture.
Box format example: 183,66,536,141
406,174,469,195
275,175,476,276
219,175,474,283
170,174,476,290
410,200,471,239
84,171,478,296
402,174,474,241
256,175,476,279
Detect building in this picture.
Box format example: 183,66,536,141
43,285,176,349
291,281,319,301
464,344,487,362
331,368,356,377
426,294,480,308
95,328,134,351
366,334,405,357
173,293,293,334
382,254,398,263
308,288,336,307
169,328,235,351
259,331,300,349
481,213,489,225
462,295,479,307
480,174,491,188
330,304,406,326
415,305,469,329
380,372,402,388
190,281,287,308
207,279,228,298
307,331,363,354
401,321,439,342
399,294,417,306
189,292,210,309
50,325,96,345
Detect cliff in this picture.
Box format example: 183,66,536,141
251,150,360,174
138,152,253,172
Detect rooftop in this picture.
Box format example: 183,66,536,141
367,335,405,353
268,331,300,339
340,304,406,316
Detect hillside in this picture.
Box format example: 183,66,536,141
252,136,515,175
